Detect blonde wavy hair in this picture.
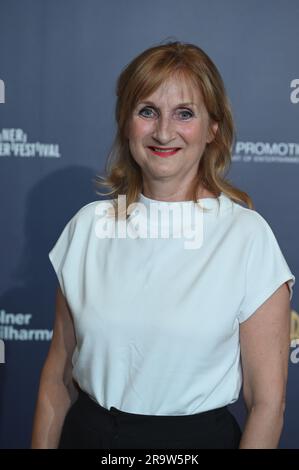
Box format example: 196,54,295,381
93,40,253,218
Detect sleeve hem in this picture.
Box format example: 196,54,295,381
48,250,66,297
238,274,295,323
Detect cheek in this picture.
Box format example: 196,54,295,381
129,118,153,140
179,122,209,144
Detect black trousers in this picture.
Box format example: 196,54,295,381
58,388,242,449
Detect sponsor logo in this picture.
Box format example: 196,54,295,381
290,310,299,364
233,141,299,163
0,128,61,158
291,310,299,342
0,309,53,342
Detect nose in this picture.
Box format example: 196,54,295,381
152,113,177,145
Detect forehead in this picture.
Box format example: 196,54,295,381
140,76,203,105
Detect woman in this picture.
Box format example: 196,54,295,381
31,41,295,449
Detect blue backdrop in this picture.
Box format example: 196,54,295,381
0,0,298,449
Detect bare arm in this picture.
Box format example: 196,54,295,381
31,286,78,449
239,282,291,449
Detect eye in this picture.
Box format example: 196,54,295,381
177,109,194,120
138,106,156,118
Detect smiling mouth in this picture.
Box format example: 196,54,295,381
148,147,181,157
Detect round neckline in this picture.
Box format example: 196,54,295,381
138,191,226,209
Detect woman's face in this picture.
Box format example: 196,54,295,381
127,75,218,193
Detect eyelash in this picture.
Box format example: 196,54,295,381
138,106,194,120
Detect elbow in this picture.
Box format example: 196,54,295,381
247,397,286,418
243,386,286,416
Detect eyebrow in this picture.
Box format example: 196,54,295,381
138,100,197,108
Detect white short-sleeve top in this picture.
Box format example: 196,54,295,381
48,192,295,415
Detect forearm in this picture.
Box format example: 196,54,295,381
31,380,75,449
239,403,285,449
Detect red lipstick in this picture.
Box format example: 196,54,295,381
148,147,181,158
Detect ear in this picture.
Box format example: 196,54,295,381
207,121,218,144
